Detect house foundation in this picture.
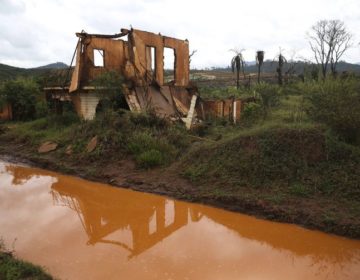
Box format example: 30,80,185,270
71,93,100,121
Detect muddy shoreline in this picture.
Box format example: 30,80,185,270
1,142,359,240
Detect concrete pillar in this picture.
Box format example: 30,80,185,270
71,92,100,121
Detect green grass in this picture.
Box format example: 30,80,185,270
0,240,52,280
0,110,191,168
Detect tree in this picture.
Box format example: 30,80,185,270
230,49,245,89
256,51,265,83
0,78,41,121
307,20,352,78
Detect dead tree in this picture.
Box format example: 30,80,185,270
230,49,246,89
189,49,197,67
256,51,265,83
307,19,352,79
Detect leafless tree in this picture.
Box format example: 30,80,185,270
230,48,246,89
256,50,265,83
307,19,353,78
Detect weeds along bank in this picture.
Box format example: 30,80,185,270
0,110,191,169
0,78,360,238
0,239,52,280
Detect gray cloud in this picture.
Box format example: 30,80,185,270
0,0,359,68
0,0,25,15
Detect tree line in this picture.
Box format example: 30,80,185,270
230,19,355,88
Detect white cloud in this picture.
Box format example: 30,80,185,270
0,0,359,68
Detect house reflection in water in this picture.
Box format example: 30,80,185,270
2,160,360,280
50,179,202,259
4,162,360,267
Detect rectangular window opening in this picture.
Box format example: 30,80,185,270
94,49,104,67
164,48,175,84
145,46,156,80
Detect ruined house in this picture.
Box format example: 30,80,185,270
45,28,244,127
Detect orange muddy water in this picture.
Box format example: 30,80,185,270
0,160,360,280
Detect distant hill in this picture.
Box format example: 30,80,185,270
0,62,70,86
36,62,68,69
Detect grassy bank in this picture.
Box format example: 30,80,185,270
0,241,52,280
0,79,360,238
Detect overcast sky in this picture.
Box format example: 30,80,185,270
1,0,359,69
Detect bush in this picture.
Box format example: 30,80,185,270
137,149,164,168
306,78,360,144
127,131,177,168
254,83,281,110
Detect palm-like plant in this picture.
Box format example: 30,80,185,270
256,50,265,83
230,49,245,89
273,48,287,85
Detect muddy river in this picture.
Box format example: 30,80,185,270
0,160,360,279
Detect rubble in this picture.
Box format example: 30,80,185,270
38,141,58,153
86,136,98,153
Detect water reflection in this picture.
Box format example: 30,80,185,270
51,181,197,259
47,169,359,264
1,161,360,280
